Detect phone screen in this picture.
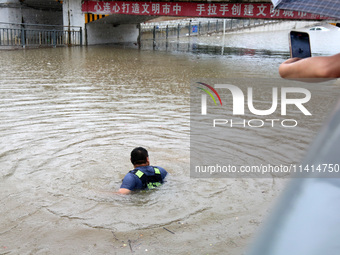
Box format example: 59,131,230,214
289,31,311,58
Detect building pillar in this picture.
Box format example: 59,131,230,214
63,0,86,45
0,0,22,26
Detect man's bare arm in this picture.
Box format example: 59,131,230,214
279,53,340,79
118,188,131,195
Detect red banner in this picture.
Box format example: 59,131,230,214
82,1,330,20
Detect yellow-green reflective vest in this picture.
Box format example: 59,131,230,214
130,167,163,190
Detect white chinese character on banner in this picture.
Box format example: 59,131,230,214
94,3,102,12
298,11,307,17
122,3,130,13
270,5,280,17
103,2,111,13
173,4,181,15
142,3,150,14
208,4,217,15
256,4,267,16
282,10,294,17
196,4,205,15
231,4,241,16
112,3,120,13
163,4,170,14
219,4,229,16
244,4,254,16
132,3,140,13
152,4,160,14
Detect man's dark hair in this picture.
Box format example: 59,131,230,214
131,147,149,165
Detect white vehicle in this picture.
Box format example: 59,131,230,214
309,26,329,31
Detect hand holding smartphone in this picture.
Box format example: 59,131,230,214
289,31,311,58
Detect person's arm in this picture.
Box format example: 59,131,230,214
118,188,131,195
279,53,340,79
158,166,168,180
118,173,136,195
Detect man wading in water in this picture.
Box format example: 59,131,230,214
118,147,168,194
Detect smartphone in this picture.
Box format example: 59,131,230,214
289,31,311,58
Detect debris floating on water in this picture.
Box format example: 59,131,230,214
163,227,175,234
128,239,133,253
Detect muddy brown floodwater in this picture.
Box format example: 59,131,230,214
1,26,340,254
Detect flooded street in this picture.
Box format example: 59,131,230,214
1,25,340,254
